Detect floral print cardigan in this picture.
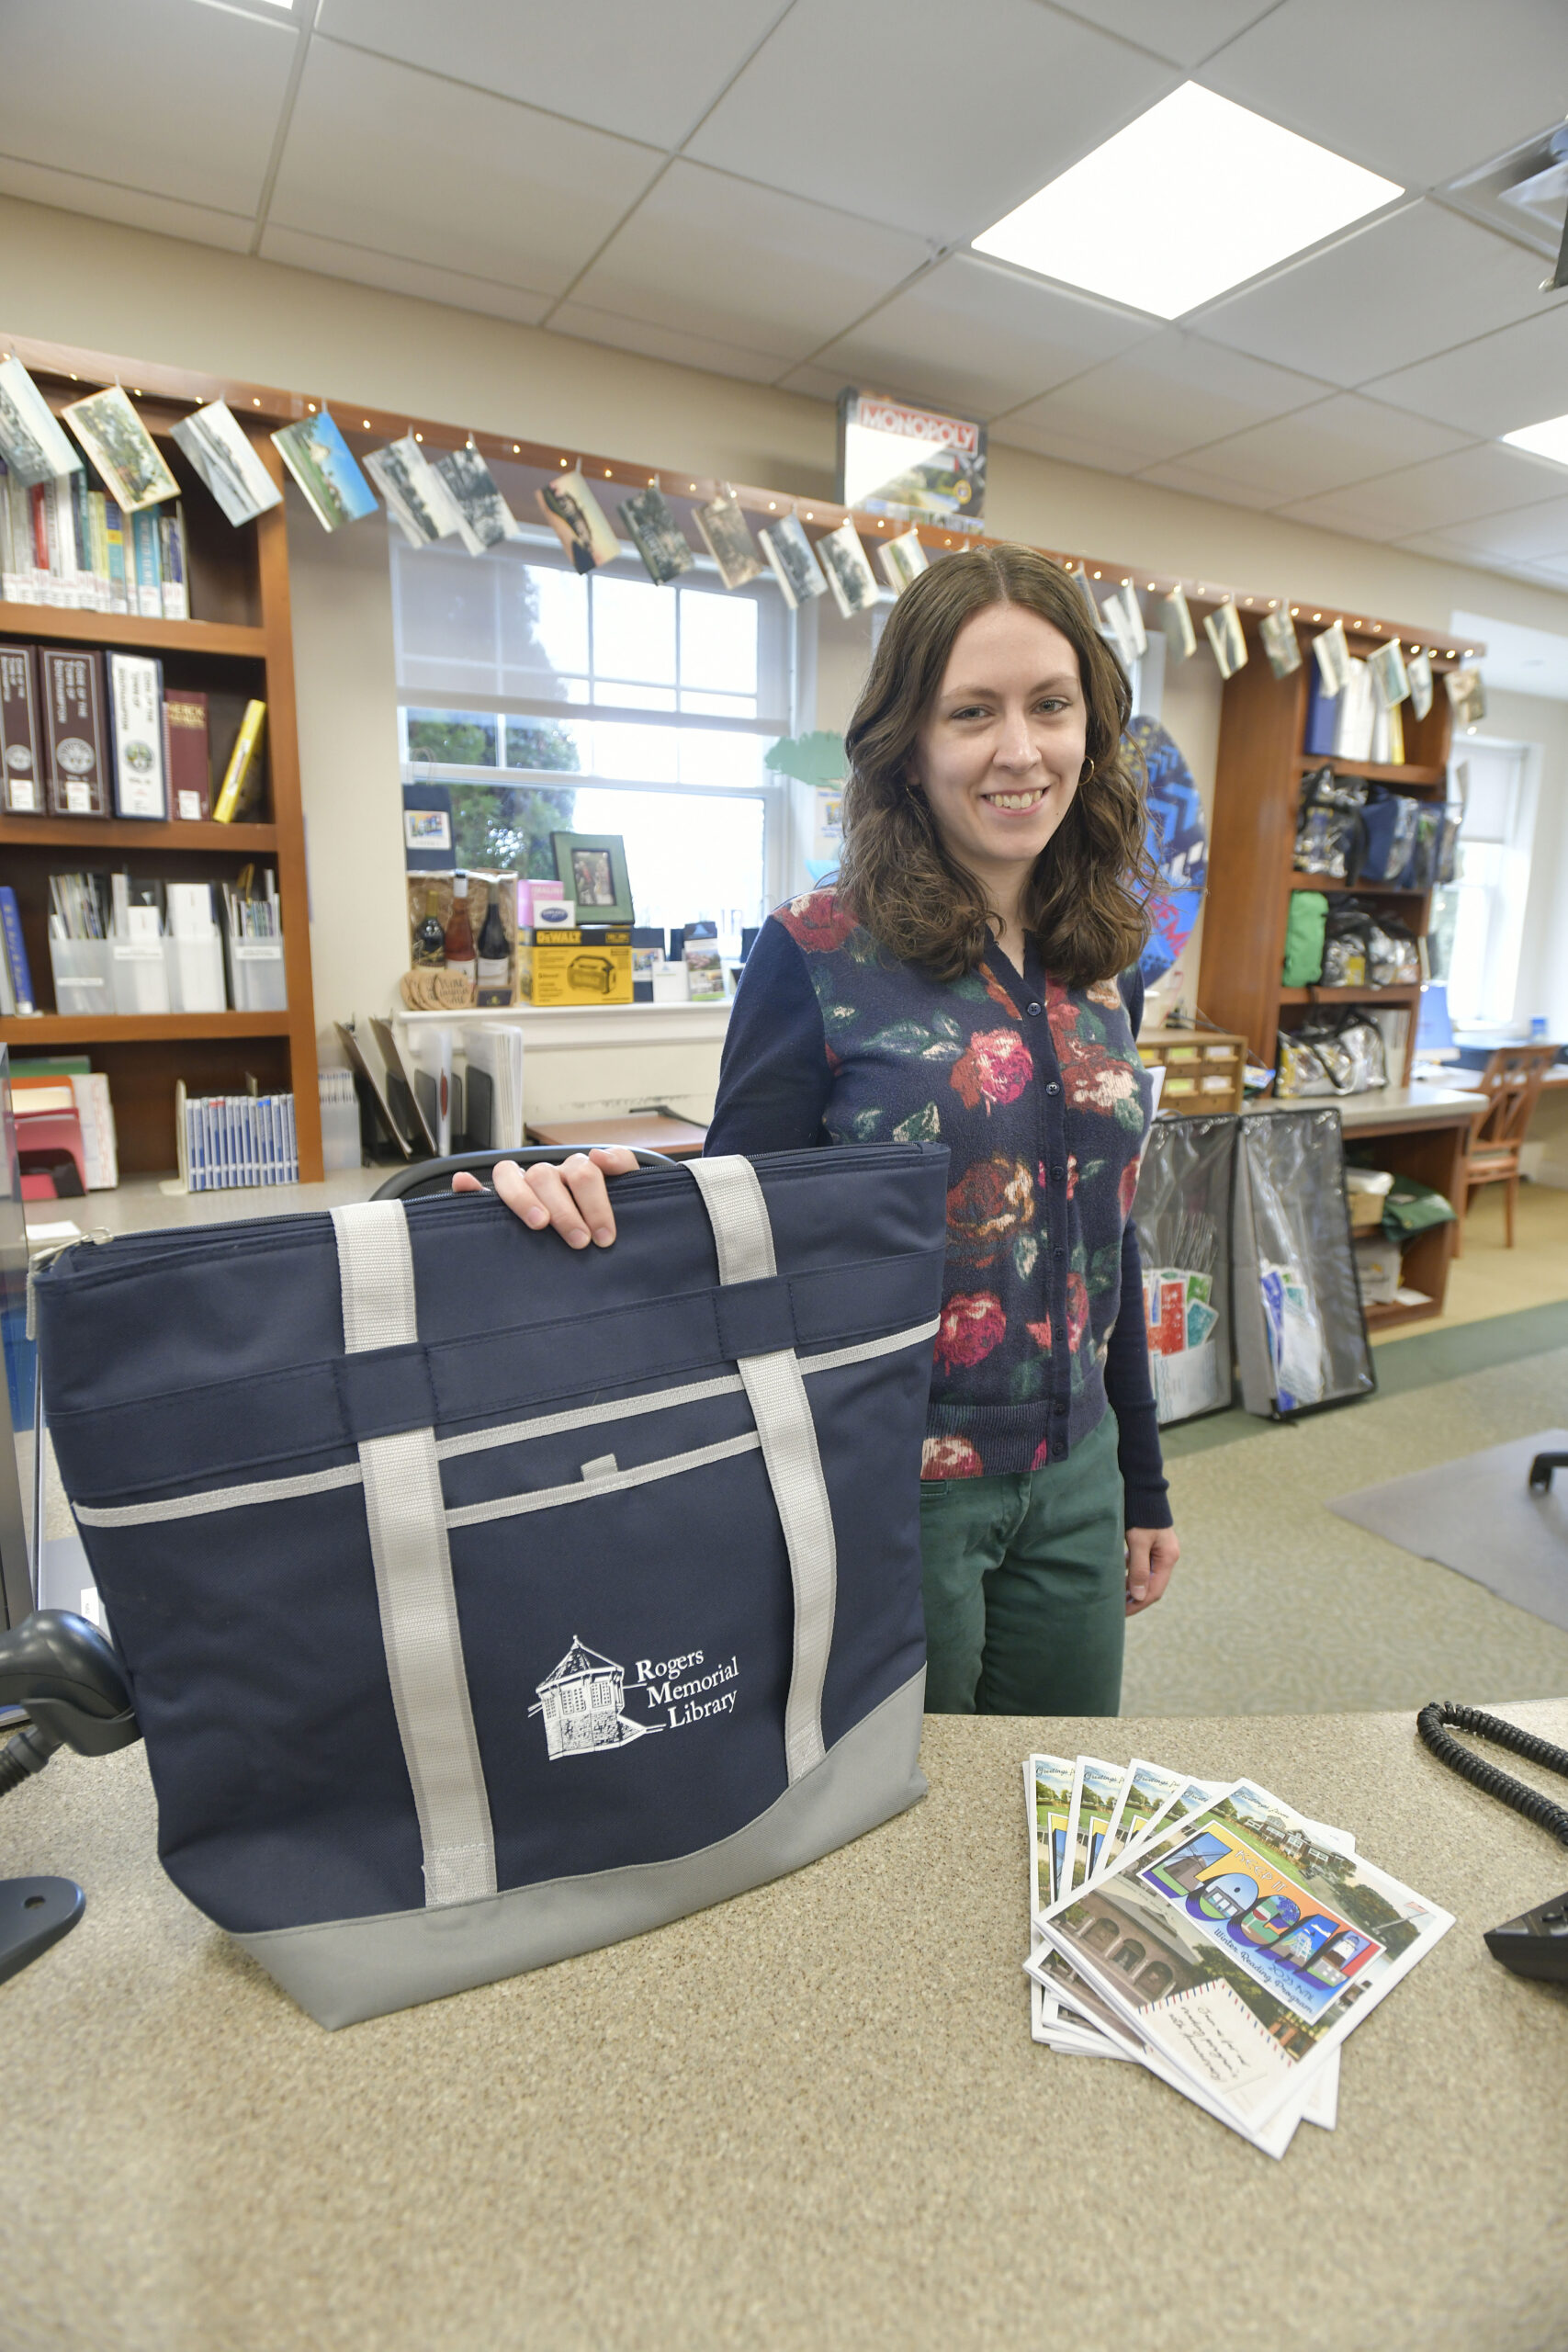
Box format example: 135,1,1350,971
704,888,1170,1530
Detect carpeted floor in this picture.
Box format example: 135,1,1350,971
1126,1183,1568,1715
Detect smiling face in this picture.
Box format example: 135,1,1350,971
908,600,1089,913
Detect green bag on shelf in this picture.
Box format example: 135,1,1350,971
1281,889,1328,987
1382,1176,1457,1238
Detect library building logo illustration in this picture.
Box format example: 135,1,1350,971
530,1637,741,1760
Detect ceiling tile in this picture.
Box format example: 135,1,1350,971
259,227,555,326
1362,300,1568,439
1198,0,1568,187
566,163,929,364
0,154,253,253
0,0,294,214
684,0,1179,243
1043,0,1279,69
1276,442,1568,537
992,332,1327,471
804,255,1156,423
1139,392,1473,504
1393,496,1568,563
547,302,788,387
1194,201,1551,386
267,39,663,297
315,0,784,150
776,362,856,404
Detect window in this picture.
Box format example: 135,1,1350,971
1428,741,1537,1027
394,529,796,937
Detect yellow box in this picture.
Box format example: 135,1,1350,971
520,928,633,1006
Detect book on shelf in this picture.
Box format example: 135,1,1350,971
212,699,266,822
164,687,211,820
0,641,42,812
107,652,168,820
0,884,36,1012
40,647,109,817
10,1069,117,1187
176,1078,298,1192
0,458,185,616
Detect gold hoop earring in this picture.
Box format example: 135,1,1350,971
1079,758,1096,784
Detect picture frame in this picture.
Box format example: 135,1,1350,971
551,831,635,924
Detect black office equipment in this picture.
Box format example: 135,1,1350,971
1416,1700,1568,1984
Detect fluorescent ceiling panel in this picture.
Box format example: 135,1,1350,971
972,83,1401,319
1503,413,1568,470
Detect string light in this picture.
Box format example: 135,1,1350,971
1312,612,1322,621
649,475,657,486
604,467,612,477
1463,647,1474,657
768,501,777,510
514,444,522,454
414,432,423,442
363,419,371,429
1146,582,1156,592
1291,606,1300,616
253,397,261,407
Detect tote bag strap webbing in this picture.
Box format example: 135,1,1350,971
687,1157,837,1785
333,1201,497,1909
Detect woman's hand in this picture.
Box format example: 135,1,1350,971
452,1147,640,1248
1124,1525,1179,1617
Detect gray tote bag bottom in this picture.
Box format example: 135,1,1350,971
238,1668,927,2029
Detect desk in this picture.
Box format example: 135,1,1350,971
6,1704,1567,2351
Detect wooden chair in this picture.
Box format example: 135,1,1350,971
1453,1044,1559,1252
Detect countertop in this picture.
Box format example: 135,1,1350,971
6,1703,1568,2352
1243,1082,1485,1131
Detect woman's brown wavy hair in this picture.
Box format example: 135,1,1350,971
838,544,1156,985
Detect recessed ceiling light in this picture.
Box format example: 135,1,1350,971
972,83,1402,319
1503,411,1568,468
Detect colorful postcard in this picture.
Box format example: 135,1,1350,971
1313,616,1352,697
0,356,82,486
818,517,880,618
758,511,827,609
170,400,281,526
537,469,619,574
1258,604,1302,679
1096,1758,1190,1882
1064,1754,1126,1897
1203,598,1247,680
365,434,465,548
875,526,929,595
1369,637,1410,710
434,444,515,554
618,485,694,585
1037,1778,1450,2137
271,411,377,532
1445,665,1486,729
64,384,178,512
693,492,762,590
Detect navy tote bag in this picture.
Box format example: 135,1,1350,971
35,1146,946,2027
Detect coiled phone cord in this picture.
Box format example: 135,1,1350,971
1416,1702,1568,1848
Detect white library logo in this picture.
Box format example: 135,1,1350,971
530,1635,740,1761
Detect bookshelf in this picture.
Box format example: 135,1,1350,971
1198,616,1478,1329
0,345,321,1180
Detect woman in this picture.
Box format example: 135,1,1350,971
465,544,1179,1716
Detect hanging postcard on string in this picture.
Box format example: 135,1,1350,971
875,526,928,594
759,511,828,608
536,469,619,574
271,411,378,531
1258,605,1302,680
1406,646,1434,723
1445,666,1486,729
171,401,282,526
434,445,515,554
1114,586,1147,658
1100,590,1139,669
618,486,694,584
0,356,82,485
1369,638,1410,710
1161,585,1196,660
1312,617,1351,698
818,518,880,617
1202,599,1247,680
64,384,180,512
364,435,466,548
693,491,763,589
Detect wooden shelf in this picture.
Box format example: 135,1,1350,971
1296,754,1446,787
0,815,276,852
1278,984,1423,1005
1365,1295,1438,1332
0,602,266,658
1285,872,1427,896
0,1012,292,1045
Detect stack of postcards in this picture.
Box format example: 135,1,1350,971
1024,1753,1452,2158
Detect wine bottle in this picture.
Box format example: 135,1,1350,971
414,887,446,967
445,871,477,982
476,886,511,1002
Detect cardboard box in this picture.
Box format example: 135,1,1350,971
520,926,633,1006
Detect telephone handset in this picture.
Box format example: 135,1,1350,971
1417,1701,1568,1984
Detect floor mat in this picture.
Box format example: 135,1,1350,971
1326,1429,1568,1632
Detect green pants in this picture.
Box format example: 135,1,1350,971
918,1409,1125,1717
